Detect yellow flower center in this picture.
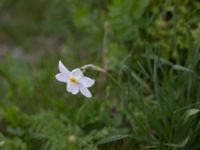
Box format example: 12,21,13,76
69,76,78,85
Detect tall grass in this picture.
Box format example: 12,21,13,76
120,35,200,149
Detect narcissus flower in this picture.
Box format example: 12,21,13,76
55,61,95,98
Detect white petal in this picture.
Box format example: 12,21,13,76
80,77,95,88
67,83,72,92
55,73,67,82
59,61,70,75
67,84,79,95
71,68,83,78
80,85,92,98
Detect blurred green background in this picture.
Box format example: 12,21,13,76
0,0,200,149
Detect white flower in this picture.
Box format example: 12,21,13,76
55,61,95,98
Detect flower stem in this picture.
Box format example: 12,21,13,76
80,64,123,89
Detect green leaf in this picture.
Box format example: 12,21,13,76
162,136,190,148
132,0,150,18
184,108,199,123
96,134,130,145
131,71,152,92
172,64,193,73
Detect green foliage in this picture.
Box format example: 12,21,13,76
0,134,27,150
0,0,200,149
109,0,150,41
